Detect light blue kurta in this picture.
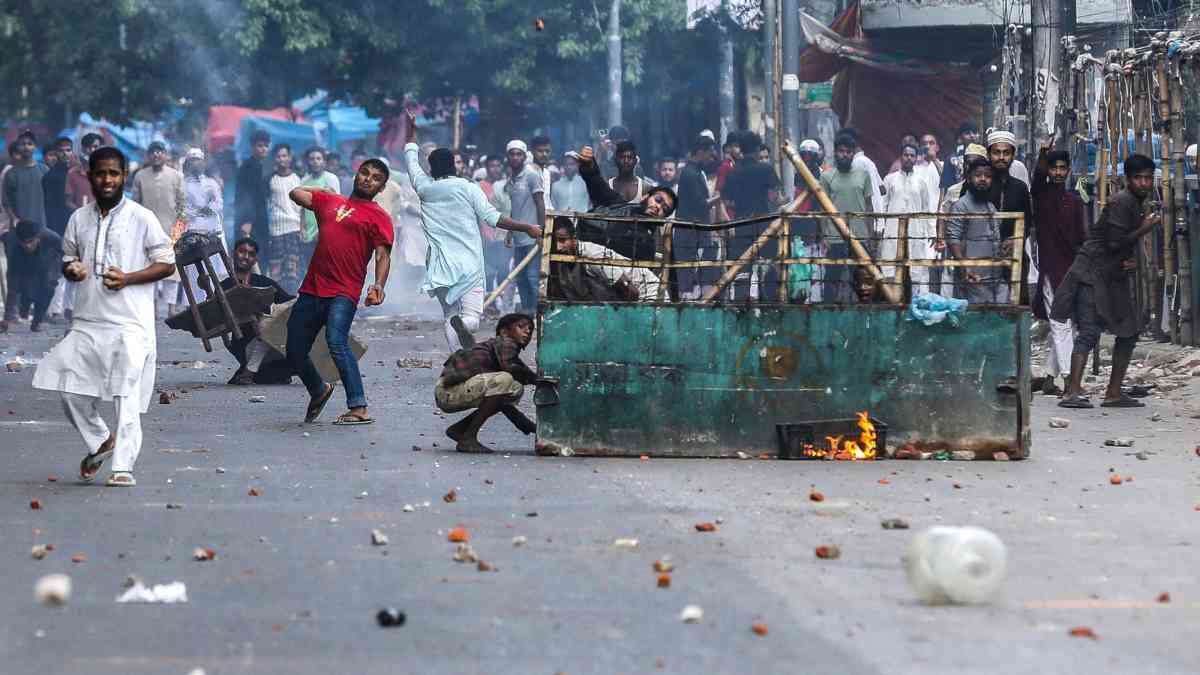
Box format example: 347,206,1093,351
404,143,500,305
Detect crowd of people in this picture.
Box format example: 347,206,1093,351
0,110,1168,482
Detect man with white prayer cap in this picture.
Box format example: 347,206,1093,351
33,147,176,487
984,129,1033,287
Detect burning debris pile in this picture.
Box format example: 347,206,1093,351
781,412,881,461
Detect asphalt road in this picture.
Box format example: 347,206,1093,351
1,308,1198,675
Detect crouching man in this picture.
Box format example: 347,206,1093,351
436,313,537,454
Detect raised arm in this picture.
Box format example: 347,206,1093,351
576,146,624,208
404,143,433,193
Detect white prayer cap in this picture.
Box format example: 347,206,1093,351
506,139,528,154
699,129,716,141
1187,144,1197,160
184,147,205,161
986,129,1017,149
799,139,821,153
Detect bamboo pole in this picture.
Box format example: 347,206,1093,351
781,141,901,303
1156,53,1176,341
700,191,807,303
895,216,909,302
1009,215,1026,302
656,221,673,302
777,208,791,303
1168,54,1192,345
546,254,1017,270
484,244,540,310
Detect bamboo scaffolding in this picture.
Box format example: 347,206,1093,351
781,141,901,304
1167,51,1193,344
1156,53,1176,340
699,192,808,303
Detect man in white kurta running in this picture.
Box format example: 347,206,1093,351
403,137,541,351
32,147,176,487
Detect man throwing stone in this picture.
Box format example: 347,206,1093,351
33,147,176,487
287,158,393,426
436,313,538,453
403,130,541,351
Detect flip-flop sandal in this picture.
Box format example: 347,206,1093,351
1101,395,1146,408
333,413,375,426
79,440,115,483
1057,395,1094,409
105,472,136,487
304,383,335,423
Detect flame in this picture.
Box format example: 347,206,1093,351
801,412,877,460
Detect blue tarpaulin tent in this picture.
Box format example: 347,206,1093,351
309,102,381,149
62,113,167,164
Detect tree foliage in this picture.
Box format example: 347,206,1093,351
1,0,732,136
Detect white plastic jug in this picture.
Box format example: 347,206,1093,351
904,526,1007,605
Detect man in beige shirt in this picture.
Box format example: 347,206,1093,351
131,141,184,315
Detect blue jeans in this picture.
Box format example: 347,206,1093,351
512,244,540,313
286,293,366,409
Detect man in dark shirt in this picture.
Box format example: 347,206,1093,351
1,219,62,332
235,130,273,268
1052,154,1158,409
219,237,296,385
722,132,782,300
575,146,677,261
673,135,720,299
1031,146,1087,394
436,313,538,454
41,142,71,235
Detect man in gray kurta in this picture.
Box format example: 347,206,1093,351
945,158,1008,305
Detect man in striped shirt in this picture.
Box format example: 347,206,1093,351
267,144,304,292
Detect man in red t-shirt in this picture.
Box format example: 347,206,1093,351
287,158,394,426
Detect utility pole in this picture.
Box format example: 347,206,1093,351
763,0,780,178
1031,0,1062,154
780,0,802,193
607,0,623,128
718,4,735,147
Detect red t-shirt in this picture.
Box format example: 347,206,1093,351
299,191,394,302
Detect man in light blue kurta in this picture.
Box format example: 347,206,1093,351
404,142,543,350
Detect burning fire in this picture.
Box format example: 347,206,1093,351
801,412,878,461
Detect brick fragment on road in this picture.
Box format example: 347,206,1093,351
1048,417,1070,429
814,545,841,559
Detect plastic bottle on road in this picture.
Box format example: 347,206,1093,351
904,526,1007,605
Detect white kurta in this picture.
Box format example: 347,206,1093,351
880,170,936,284
33,198,175,413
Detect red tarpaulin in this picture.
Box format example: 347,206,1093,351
205,106,298,152
798,2,982,169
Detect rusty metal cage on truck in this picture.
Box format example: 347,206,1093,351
527,204,1031,461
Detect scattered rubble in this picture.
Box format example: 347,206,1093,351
371,530,389,546
29,499,41,510
751,622,769,636
694,522,717,532
192,547,216,561
814,545,841,559
70,554,87,563
248,488,261,497
1068,626,1098,640
881,518,910,530
31,544,52,560
653,558,674,573
613,538,639,549
657,574,671,588
34,574,71,606
377,608,406,627
402,504,415,512
452,543,478,563
809,491,825,502
1157,592,1171,603
116,580,188,604
443,488,457,503
395,357,433,369
447,527,469,543
679,605,703,623
249,395,266,403
1105,438,1134,447
1048,417,1071,429
1110,475,1123,485
512,536,527,547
